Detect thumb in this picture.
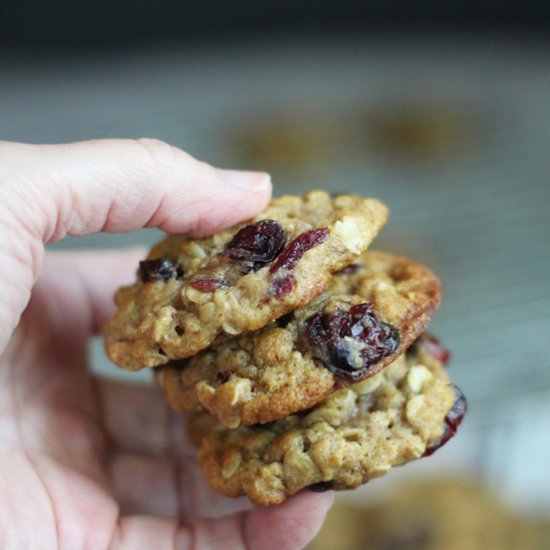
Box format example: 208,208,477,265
0,138,271,353
111,491,334,550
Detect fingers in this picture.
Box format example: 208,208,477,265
98,379,252,518
110,492,333,550
0,138,271,353
3,139,271,241
243,491,334,550
42,248,146,333
97,379,173,457
108,453,181,517
108,451,253,519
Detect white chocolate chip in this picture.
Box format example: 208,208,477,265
353,372,383,395
374,280,392,292
405,395,426,423
186,241,207,258
196,381,216,398
222,322,241,336
229,379,252,406
333,216,362,253
406,365,434,393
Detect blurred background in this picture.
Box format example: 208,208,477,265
2,2,550,547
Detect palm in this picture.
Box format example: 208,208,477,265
0,252,331,549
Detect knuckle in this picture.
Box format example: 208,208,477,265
135,137,194,170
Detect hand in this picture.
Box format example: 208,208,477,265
0,139,333,549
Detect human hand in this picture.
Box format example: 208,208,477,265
0,139,333,549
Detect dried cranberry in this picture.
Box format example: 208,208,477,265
424,386,467,457
270,227,329,274
421,334,451,365
225,220,286,270
188,279,228,292
303,303,400,381
334,263,361,275
217,371,233,383
138,258,183,283
307,481,334,492
265,273,295,302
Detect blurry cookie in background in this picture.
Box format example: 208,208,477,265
232,110,340,171
230,101,481,176
308,479,550,550
365,102,479,161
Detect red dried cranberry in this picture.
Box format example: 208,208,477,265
270,227,329,274
217,371,233,383
424,386,467,456
307,481,334,492
303,303,400,381
422,334,451,365
334,263,361,275
265,273,295,302
188,279,228,292
410,334,450,366
138,258,183,283
225,220,286,269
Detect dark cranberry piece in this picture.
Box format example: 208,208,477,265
270,227,329,274
188,279,228,292
307,481,334,493
424,386,467,457
217,371,233,383
303,303,400,381
264,227,329,301
334,263,361,275
410,334,450,366
138,258,183,283
423,334,451,365
225,220,286,270
265,273,295,302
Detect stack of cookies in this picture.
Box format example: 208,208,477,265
104,190,466,506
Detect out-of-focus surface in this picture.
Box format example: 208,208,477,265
308,479,550,550
2,33,550,521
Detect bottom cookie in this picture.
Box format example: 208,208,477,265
188,336,465,506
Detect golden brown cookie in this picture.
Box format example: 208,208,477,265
156,251,441,427
187,339,465,506
104,191,388,370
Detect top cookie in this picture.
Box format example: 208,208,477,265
104,191,388,370
156,251,442,427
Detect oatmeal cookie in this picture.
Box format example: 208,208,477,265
188,339,465,506
104,191,387,370
156,251,441,427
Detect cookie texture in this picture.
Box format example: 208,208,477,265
157,251,441,427
104,191,388,370
188,340,459,506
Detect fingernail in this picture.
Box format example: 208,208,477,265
218,169,271,192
